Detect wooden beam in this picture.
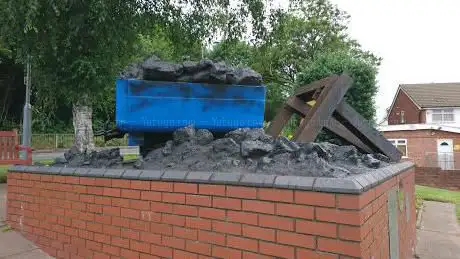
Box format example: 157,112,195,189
293,74,353,142
294,75,339,96
286,96,373,153
323,119,374,154
266,73,400,162
334,101,402,162
285,96,310,115
266,105,294,137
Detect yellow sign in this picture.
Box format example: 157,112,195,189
306,100,316,107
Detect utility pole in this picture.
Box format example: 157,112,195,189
20,55,32,159
201,43,205,59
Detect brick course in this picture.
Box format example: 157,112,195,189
6,169,416,259
415,166,460,190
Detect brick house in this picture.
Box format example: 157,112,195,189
379,83,460,169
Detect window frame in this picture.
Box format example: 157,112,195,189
388,138,408,158
400,110,405,124
431,109,455,123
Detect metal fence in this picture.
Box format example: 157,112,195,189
16,134,129,150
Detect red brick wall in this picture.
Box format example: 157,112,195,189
6,170,416,259
415,167,460,191
383,130,460,168
388,90,423,125
420,110,427,124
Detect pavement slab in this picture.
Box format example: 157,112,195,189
0,184,52,258
416,201,460,259
4,249,54,259
0,230,51,258
0,184,6,225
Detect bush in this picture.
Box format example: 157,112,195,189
0,166,7,183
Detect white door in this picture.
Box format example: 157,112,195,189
437,139,454,170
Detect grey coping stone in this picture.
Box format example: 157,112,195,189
6,161,414,194
352,173,380,191
8,165,26,172
14,165,34,173
351,174,371,189
161,170,189,181
313,177,364,194
139,170,164,180
379,167,395,180
85,168,107,177
73,167,91,176
210,172,243,185
122,169,142,180
387,164,400,175
104,169,126,179
273,176,315,190
60,167,77,176
185,171,213,183
23,166,47,173
400,161,415,172
45,166,62,175
385,161,414,177
239,174,276,187
370,169,387,184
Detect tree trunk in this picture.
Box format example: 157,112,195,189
72,97,95,153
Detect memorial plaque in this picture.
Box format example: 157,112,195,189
388,187,400,259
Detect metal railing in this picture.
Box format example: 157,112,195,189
15,134,129,150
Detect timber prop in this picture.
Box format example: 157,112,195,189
266,74,402,162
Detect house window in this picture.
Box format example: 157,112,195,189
388,139,408,157
400,111,405,124
432,109,454,123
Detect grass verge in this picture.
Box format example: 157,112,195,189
123,154,139,161
37,159,54,166
0,166,7,183
416,185,460,221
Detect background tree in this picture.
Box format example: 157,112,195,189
0,0,381,147
0,0,147,152
295,50,379,142
209,0,380,122
297,50,379,122
0,42,25,131
0,0,270,152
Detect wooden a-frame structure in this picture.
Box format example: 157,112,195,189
266,74,402,162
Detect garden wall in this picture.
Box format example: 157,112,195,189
6,162,416,259
415,166,460,191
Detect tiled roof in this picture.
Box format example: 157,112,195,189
400,83,460,108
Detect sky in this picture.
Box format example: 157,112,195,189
277,0,460,122
331,0,460,122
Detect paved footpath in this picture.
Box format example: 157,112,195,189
0,184,53,258
0,184,5,224
416,201,460,259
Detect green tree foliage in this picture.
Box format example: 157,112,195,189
209,0,380,122
208,40,255,68
1,1,143,101
0,0,270,136
0,0,381,144
0,42,24,131
297,51,379,122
